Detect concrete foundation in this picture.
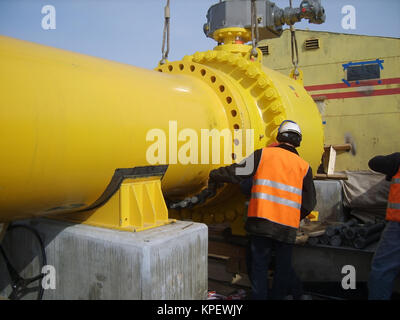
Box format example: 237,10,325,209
0,219,208,300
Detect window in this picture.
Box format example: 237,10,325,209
347,63,380,81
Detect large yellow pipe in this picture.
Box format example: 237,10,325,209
0,35,324,226
0,36,229,220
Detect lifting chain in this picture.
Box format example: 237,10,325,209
250,0,259,60
160,0,171,65
289,0,300,77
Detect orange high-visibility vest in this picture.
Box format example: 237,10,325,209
386,168,400,222
248,147,310,229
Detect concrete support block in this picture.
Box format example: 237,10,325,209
0,219,208,300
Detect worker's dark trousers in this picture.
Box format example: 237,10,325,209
368,221,400,300
249,235,293,300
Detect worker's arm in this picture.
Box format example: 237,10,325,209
239,177,253,197
208,149,262,185
300,167,317,220
368,152,400,181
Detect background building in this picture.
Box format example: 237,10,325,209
259,29,400,172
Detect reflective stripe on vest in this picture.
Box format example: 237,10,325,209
388,202,400,210
253,179,303,196
251,192,302,210
248,147,309,229
386,168,400,222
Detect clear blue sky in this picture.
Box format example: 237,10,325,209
0,0,399,69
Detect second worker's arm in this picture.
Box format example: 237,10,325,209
208,149,262,185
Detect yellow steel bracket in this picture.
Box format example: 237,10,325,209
57,170,175,232
289,68,304,85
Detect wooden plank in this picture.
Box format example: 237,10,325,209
208,253,230,261
295,233,309,244
327,146,336,175
320,144,351,178
324,144,352,152
314,173,348,180
307,230,326,237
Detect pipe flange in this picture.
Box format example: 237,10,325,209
185,48,287,146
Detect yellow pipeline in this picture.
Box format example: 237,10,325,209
0,35,324,229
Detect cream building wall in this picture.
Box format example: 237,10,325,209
259,30,400,171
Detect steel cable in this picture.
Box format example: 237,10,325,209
160,0,170,65
289,0,300,76
250,0,259,59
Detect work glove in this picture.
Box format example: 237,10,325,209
167,175,224,210
167,183,221,209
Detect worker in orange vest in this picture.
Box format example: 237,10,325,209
367,153,400,300
208,120,316,300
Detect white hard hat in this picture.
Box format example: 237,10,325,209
278,120,302,137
